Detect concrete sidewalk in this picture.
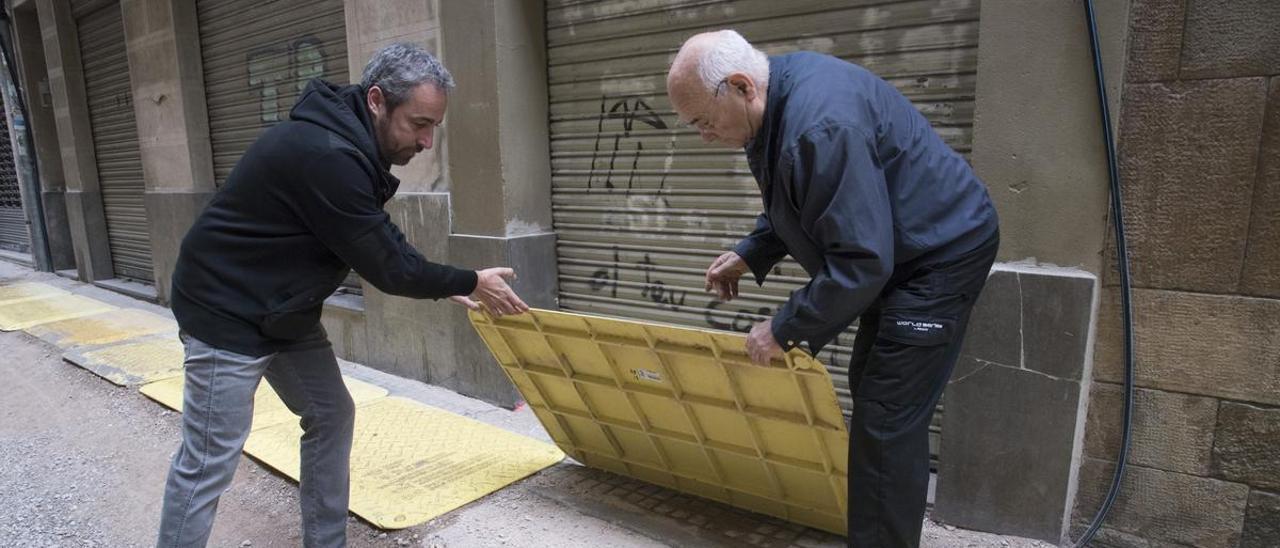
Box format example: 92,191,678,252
0,259,1053,547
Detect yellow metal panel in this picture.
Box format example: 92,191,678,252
140,374,388,431
242,397,565,529
137,374,184,410
0,282,67,305
0,293,117,331
469,309,849,534
65,337,185,386
25,308,177,349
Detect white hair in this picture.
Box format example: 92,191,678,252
694,30,769,92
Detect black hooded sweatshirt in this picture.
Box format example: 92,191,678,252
170,80,477,357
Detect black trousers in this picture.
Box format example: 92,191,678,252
846,234,999,548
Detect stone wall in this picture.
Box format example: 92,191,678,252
1073,1,1280,546
931,0,1126,542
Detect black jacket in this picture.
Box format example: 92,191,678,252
735,52,998,355
170,80,477,357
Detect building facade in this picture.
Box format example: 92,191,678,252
1,0,1275,545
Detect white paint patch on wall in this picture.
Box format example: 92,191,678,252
506,217,548,237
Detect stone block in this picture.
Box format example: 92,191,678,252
12,5,62,189
62,189,113,281
936,362,1082,543
321,295,368,366
958,268,1020,368
972,0,1120,273
143,191,212,305
122,0,214,197
447,231,557,407
122,6,179,87
1020,270,1094,380
362,285,439,382
39,189,76,270
1180,0,1280,79
1243,490,1280,548
440,0,552,237
1074,458,1248,548
1124,0,1185,83
1083,383,1217,475
1241,78,1280,298
355,0,435,34
362,194,453,384
1116,79,1266,293
1212,402,1280,490
1093,288,1280,406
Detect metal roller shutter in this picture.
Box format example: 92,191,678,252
75,0,152,281
196,0,359,294
546,0,981,468
196,0,349,186
0,87,29,254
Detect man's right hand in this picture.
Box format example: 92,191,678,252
472,267,530,317
705,251,749,301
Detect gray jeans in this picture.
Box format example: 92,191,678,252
156,334,355,548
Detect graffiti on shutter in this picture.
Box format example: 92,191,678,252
247,37,330,123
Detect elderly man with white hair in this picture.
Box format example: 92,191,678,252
667,31,1000,547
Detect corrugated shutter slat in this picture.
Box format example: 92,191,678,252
0,79,29,254
76,1,152,282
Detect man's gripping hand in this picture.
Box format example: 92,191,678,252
705,251,750,301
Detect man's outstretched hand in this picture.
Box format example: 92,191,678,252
467,267,530,317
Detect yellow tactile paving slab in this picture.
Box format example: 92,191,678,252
25,308,177,350
139,374,389,431
469,309,850,535
243,396,565,529
0,293,117,331
63,336,185,386
0,282,68,305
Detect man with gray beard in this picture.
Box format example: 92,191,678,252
157,43,528,548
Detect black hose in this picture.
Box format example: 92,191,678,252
0,9,51,270
1074,1,1135,546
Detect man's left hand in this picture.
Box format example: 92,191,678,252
747,319,784,365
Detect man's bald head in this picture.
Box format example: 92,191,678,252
666,30,770,147
667,32,719,101
667,30,769,101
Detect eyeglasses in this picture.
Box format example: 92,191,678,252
678,79,730,132
713,78,729,98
